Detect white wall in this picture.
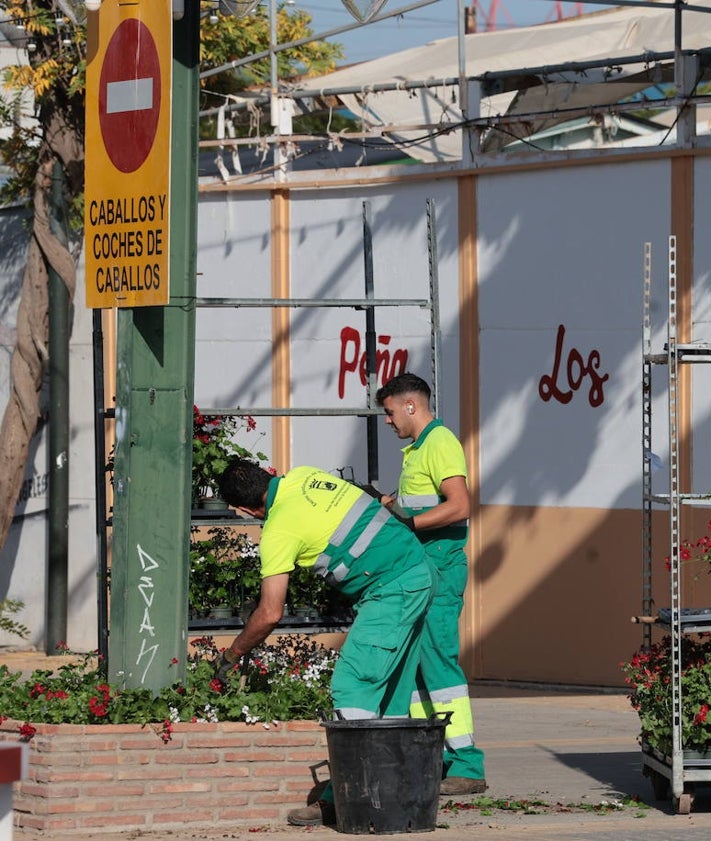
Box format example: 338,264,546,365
477,161,672,510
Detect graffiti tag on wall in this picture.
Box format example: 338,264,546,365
135,544,159,684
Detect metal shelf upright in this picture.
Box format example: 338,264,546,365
639,236,711,814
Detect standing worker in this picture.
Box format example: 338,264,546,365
375,372,486,796
215,458,435,826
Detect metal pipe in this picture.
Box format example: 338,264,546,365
362,201,379,486
189,296,431,308
200,0,440,80
91,309,110,665
200,46,696,119
46,160,70,654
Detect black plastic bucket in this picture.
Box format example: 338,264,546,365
323,712,451,834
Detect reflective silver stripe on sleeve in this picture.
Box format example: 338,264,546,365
348,505,390,558
398,494,440,508
329,494,371,546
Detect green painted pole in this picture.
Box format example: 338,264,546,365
109,0,199,691
46,161,70,654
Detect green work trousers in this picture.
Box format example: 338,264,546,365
410,548,486,781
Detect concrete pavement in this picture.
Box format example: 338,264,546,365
3,649,711,841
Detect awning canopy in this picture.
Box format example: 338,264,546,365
287,0,711,161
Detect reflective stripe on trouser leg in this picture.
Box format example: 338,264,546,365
410,554,486,780
411,690,485,780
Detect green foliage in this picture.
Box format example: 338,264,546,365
0,599,29,640
199,4,342,111
0,0,86,217
440,794,647,816
287,565,353,620
621,634,711,754
192,408,268,496
0,636,337,739
189,526,261,614
188,525,353,621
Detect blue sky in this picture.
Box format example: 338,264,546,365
296,1,616,65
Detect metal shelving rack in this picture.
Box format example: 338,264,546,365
640,236,711,814
95,199,443,646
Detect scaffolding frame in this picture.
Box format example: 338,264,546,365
639,236,711,814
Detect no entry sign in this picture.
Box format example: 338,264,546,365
99,19,161,174
85,0,172,308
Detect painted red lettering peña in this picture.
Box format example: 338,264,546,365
338,326,408,398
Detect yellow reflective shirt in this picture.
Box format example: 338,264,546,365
259,467,364,578
399,420,467,500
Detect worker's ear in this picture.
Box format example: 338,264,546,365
238,504,265,519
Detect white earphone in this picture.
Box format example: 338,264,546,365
407,405,414,414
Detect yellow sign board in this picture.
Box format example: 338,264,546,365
85,0,172,308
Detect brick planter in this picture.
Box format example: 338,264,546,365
0,718,328,835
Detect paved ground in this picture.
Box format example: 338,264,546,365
4,650,711,841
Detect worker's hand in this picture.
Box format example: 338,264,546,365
357,483,383,502
380,494,395,508
213,649,240,684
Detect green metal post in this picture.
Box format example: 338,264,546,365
46,161,70,654
109,0,199,690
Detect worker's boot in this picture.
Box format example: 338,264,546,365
287,800,337,826
439,776,488,796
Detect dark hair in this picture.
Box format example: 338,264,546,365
218,458,272,509
375,372,431,406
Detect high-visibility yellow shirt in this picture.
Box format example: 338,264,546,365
399,420,467,500
259,467,364,578
398,419,468,548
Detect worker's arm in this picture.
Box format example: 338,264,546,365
391,475,470,532
223,572,289,661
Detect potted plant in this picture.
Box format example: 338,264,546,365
622,634,711,756
621,521,711,756
286,565,354,623
189,527,261,618
191,407,268,506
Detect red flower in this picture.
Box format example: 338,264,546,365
170,657,179,665
159,721,174,743
45,690,69,701
694,704,710,726
88,696,108,717
19,723,36,741
209,678,223,693
29,683,45,699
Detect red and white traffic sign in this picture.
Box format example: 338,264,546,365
85,0,172,309
99,19,161,174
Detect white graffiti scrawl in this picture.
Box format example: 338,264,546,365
136,544,160,683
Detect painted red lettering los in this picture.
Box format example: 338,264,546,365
538,324,609,408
